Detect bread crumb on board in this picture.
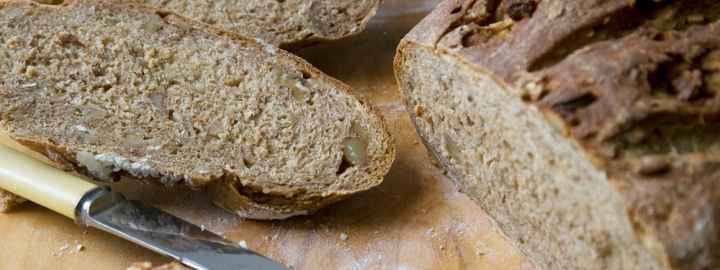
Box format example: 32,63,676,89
53,242,85,257
238,240,248,249
53,243,70,256
127,262,190,270
127,262,153,270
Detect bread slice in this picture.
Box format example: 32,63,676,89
396,0,719,269
140,0,381,49
0,0,394,219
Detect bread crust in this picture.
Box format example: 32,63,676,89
0,0,395,220
397,0,720,268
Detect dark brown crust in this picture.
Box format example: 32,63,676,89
0,0,395,220
399,0,720,268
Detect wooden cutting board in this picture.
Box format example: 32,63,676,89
0,1,531,269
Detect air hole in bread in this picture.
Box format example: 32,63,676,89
243,157,255,169
650,32,666,41
337,156,352,175
204,18,217,25
550,92,597,116
648,53,715,101
464,115,475,126
301,71,312,79
450,7,462,14
92,67,105,77
57,33,84,48
504,0,537,21
94,84,112,93
155,11,171,19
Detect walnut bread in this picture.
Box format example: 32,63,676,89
0,0,394,220
140,0,381,49
395,0,720,269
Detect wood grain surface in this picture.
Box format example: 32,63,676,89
0,1,530,269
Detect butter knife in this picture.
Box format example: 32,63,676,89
0,145,289,270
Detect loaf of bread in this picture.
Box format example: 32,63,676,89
396,0,719,269
140,0,381,48
0,0,394,219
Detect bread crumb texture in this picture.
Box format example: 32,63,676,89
142,0,380,47
0,0,394,219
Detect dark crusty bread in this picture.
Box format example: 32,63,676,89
0,0,394,219
396,0,720,269
140,0,381,49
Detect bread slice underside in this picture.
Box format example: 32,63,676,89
141,0,381,49
0,0,394,219
397,0,720,269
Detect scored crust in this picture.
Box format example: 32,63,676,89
0,0,395,219
396,0,719,269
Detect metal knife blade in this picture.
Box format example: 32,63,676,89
75,187,289,270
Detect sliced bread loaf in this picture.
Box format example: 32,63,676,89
396,0,720,269
140,0,381,48
0,0,394,219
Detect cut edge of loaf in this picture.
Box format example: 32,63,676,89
0,0,395,219
394,40,664,269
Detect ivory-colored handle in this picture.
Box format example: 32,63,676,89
0,145,97,219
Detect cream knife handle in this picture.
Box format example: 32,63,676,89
0,145,97,220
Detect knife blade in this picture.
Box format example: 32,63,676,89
0,145,289,270
77,187,289,270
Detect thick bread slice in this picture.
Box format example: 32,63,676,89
140,0,381,49
396,0,720,269
0,0,394,219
